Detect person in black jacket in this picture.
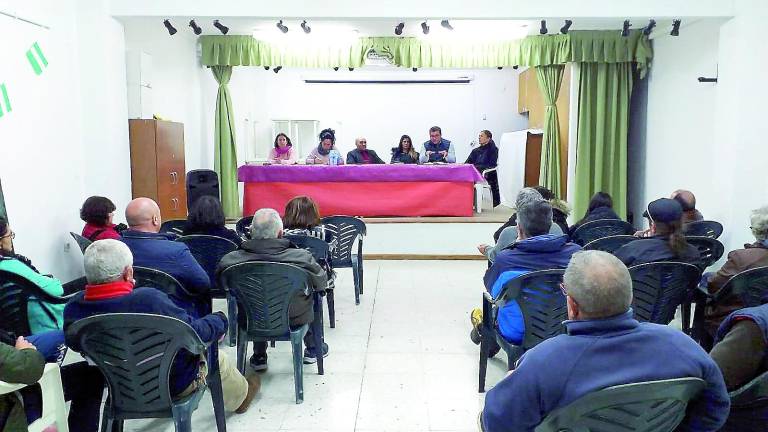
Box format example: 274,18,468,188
183,195,242,246
391,135,420,164
346,137,385,164
569,192,621,235
466,130,500,207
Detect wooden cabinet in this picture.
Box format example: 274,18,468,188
128,119,187,219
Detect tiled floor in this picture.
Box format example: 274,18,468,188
121,260,508,431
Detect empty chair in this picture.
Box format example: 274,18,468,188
321,216,366,305
571,219,635,246
285,234,336,328
685,220,724,239
218,261,324,404
65,313,226,432
583,235,639,253
160,219,187,236
534,378,706,432
478,269,566,393
474,167,498,214
69,232,92,254
0,363,69,432
686,236,725,269
719,371,768,432
0,269,72,337
235,216,253,239
628,262,701,330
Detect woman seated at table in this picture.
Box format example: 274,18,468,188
391,135,420,164
306,128,344,165
80,196,126,241
182,196,242,245
268,133,298,164
283,196,336,290
465,130,500,207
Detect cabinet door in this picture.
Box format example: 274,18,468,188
128,119,159,201
155,121,187,219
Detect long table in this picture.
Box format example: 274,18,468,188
238,164,484,217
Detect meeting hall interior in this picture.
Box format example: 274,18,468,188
1,0,767,431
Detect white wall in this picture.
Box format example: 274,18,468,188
0,0,130,281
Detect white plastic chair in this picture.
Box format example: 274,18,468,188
474,167,498,213
0,363,69,432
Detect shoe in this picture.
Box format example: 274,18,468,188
303,342,329,364
470,308,483,345
249,353,268,372
235,373,261,414
470,327,482,345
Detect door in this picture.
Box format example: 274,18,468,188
155,121,187,219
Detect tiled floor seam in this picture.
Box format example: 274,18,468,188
353,264,381,432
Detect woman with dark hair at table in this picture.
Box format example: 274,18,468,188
182,196,242,245
80,196,126,241
465,130,500,207
268,133,298,164
306,128,344,165
391,135,420,164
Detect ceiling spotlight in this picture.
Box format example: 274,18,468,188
512,65,519,70
333,67,339,71
643,19,656,36
276,20,289,34
163,19,177,36
273,66,283,74
421,21,430,35
395,22,404,36
213,20,229,34
670,19,681,36
412,67,418,72
189,20,202,35
560,19,572,34
301,20,311,34
621,20,631,37
264,66,270,70
349,67,354,71
497,66,503,70
441,20,453,30
539,20,548,35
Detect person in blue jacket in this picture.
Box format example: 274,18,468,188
481,250,730,432
121,197,211,317
470,198,581,347
419,126,456,163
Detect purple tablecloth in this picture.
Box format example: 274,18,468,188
238,164,484,183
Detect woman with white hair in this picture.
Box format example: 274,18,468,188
703,205,768,340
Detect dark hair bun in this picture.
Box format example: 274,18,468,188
319,128,336,142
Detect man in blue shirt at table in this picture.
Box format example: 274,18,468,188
420,126,456,163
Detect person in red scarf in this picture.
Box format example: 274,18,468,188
80,196,126,241
63,239,260,414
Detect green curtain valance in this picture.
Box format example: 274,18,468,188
200,30,652,71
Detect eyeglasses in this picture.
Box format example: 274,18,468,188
0,231,15,240
559,282,568,297
359,141,367,144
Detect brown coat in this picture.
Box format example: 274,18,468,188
704,243,768,335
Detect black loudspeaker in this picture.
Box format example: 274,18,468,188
186,169,219,209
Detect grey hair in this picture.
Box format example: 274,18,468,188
564,250,633,318
83,239,133,284
514,187,543,211
517,198,553,237
250,208,283,239
751,206,768,241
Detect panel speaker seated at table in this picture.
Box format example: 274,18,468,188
305,128,345,165
346,137,385,165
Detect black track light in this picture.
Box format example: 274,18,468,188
497,66,503,70
213,20,228,34
301,20,311,34
560,20,572,34
349,67,354,71
621,20,631,37
273,66,282,74
539,20,548,35
163,19,177,36
395,22,404,36
643,19,656,36
276,20,289,34
441,20,453,30
412,67,418,72
189,20,202,35
421,21,430,35
513,65,519,70
670,19,681,36
264,66,270,70
333,67,339,71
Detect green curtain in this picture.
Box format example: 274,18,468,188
572,62,634,220
211,66,239,218
536,65,565,197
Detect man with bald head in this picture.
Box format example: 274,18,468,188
481,251,729,432
346,137,385,164
671,189,704,223
121,198,210,316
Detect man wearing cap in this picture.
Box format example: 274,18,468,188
614,198,700,267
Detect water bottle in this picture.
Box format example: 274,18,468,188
329,149,341,166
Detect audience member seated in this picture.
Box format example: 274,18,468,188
64,239,259,414
465,130,500,207
568,191,620,235
481,250,730,432
702,205,768,339
470,198,581,347
710,302,768,430
182,196,242,246
493,186,568,242
346,137,385,165
390,135,419,164
268,133,298,165
0,216,65,334
306,128,344,165
419,125,456,163
283,196,336,291
121,198,210,316
80,195,126,241
217,208,328,371
672,189,704,223
614,198,700,266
